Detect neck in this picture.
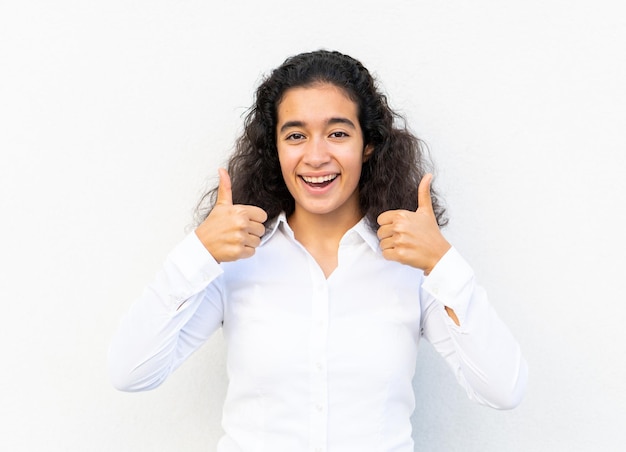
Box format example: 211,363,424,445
287,205,363,279
287,205,362,248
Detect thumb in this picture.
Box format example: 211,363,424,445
216,168,233,205
417,173,434,212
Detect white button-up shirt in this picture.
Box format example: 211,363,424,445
109,213,527,452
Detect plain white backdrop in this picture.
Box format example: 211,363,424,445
1,1,625,450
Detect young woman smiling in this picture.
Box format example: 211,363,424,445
109,50,527,452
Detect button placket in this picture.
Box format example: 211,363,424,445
308,257,329,452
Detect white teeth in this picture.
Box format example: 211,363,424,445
302,174,338,183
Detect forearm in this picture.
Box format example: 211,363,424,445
421,248,528,409
423,293,527,408
108,232,225,392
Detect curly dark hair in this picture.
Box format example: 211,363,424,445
197,49,447,229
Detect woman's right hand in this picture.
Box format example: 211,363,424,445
195,168,268,263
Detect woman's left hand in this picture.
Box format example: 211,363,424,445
377,174,451,275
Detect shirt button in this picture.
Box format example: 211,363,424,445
315,404,323,412
315,362,323,371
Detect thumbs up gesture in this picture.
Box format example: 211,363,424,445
376,174,451,274
195,168,268,263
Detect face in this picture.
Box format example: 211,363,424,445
276,83,373,223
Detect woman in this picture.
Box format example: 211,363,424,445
109,50,527,451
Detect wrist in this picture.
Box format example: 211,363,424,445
424,243,452,275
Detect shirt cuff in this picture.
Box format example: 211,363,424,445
421,247,475,325
164,231,224,309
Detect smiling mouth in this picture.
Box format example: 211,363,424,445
301,174,338,188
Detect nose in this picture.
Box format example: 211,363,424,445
302,137,331,167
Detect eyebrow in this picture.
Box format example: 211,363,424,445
279,117,357,133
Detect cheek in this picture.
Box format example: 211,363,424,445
277,151,297,185
276,148,287,170
345,155,365,180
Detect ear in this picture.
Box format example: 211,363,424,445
363,144,374,161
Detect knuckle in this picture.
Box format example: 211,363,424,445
233,216,248,229
396,247,408,259
228,231,247,247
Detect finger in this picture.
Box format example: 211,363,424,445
378,236,395,252
238,246,256,260
245,205,268,224
216,168,233,205
243,233,262,249
376,210,397,227
376,224,394,241
246,221,266,239
380,247,399,263
417,173,434,212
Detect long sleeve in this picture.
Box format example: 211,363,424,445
420,247,528,409
108,232,225,392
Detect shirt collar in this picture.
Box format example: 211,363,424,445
348,217,381,253
260,212,289,246
260,212,380,253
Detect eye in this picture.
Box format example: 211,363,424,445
286,132,305,141
329,131,349,138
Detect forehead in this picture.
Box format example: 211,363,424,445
277,83,359,123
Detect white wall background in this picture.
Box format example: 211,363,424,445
1,1,625,450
